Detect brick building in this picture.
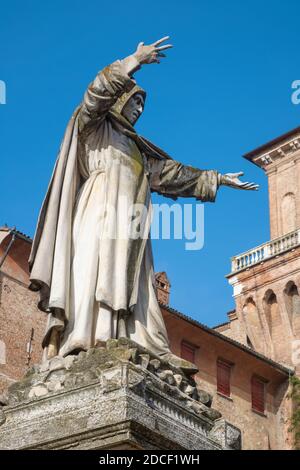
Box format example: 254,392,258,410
1,126,300,449
0,227,45,394
221,126,300,377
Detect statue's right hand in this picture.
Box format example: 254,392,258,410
133,36,173,65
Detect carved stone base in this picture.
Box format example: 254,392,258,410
0,339,241,450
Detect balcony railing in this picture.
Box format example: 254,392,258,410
230,228,300,273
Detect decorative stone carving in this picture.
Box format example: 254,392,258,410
255,136,300,168
209,419,242,450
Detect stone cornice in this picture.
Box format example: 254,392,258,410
244,130,300,171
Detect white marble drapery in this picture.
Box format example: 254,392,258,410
30,58,219,358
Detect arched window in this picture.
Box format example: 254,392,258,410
243,298,264,352
264,290,284,361
284,281,300,335
281,193,296,234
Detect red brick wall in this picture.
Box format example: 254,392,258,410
0,235,46,394
228,246,300,373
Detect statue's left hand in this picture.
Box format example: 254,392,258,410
220,172,259,191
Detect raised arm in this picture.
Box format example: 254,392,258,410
78,56,140,131
79,36,173,132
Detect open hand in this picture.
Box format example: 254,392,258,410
133,36,173,65
220,172,259,191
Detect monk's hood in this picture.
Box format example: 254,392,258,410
111,84,146,115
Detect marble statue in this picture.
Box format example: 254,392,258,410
28,37,258,369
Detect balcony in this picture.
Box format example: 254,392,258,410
230,228,300,274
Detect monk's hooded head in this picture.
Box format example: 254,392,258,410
112,85,146,126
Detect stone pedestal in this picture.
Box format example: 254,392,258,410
0,339,241,450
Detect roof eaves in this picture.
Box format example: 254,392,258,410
0,226,32,244
160,303,294,376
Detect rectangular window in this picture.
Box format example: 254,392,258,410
251,376,266,414
217,359,232,397
181,341,196,363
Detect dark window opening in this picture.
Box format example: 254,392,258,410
251,376,266,414
217,359,232,397
181,341,196,364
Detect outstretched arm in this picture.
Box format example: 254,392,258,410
148,157,259,202
148,157,219,202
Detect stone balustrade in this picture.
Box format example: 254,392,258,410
231,228,300,273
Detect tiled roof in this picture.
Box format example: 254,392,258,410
0,226,32,243
161,303,294,376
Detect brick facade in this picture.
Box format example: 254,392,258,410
0,229,45,394
224,247,300,372
223,128,300,376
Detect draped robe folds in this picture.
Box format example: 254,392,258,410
29,58,220,357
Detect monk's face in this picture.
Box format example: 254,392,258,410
122,93,145,125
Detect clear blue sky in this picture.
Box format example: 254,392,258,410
1,0,300,327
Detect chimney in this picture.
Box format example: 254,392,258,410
155,272,171,305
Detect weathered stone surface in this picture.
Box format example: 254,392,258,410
62,355,76,370
0,340,241,450
0,393,8,407
184,384,196,396
106,339,119,350
196,388,213,407
139,354,150,369
157,370,175,385
0,410,6,426
200,407,222,421
149,359,161,372
28,384,48,398
49,357,64,372
173,374,183,388
209,419,241,450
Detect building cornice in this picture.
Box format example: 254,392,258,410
244,127,300,170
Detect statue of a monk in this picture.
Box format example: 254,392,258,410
28,37,258,369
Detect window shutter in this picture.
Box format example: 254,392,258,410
217,360,231,396
181,341,196,363
251,377,265,414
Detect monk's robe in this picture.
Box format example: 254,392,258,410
29,57,219,358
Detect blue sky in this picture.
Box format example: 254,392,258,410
1,0,300,327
